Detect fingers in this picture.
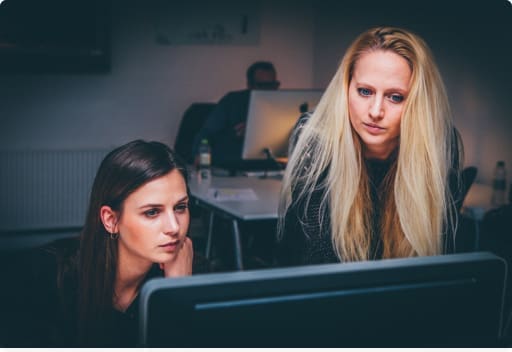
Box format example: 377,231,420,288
183,236,193,252
161,236,194,278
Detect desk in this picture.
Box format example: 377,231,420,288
190,178,498,268
461,183,496,250
462,183,494,221
188,173,282,270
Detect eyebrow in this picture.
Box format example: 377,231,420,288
355,81,409,94
175,196,189,203
138,196,189,209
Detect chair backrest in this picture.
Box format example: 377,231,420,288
456,166,478,212
462,167,478,193
174,103,216,164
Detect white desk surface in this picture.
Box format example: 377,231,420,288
188,173,282,221
462,183,495,221
190,177,498,222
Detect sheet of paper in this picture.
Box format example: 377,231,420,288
207,188,258,202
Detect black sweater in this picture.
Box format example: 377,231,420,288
1,237,210,347
277,114,462,267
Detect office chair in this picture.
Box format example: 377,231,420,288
462,166,478,192
174,102,216,164
452,166,478,253
456,166,478,212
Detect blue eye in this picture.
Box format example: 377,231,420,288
357,88,372,97
144,208,160,217
390,94,404,103
174,202,189,214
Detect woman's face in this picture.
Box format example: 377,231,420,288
348,49,411,160
115,169,190,270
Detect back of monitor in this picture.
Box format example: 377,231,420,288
242,89,323,160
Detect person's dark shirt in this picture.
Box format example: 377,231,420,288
192,89,251,166
1,237,210,347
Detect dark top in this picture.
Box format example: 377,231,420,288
192,89,251,166
1,237,210,347
277,114,463,266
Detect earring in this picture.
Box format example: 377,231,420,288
110,232,119,240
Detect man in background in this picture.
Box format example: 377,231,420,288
192,61,280,166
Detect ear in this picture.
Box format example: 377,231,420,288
100,205,119,234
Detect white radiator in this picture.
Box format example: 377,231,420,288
0,149,109,232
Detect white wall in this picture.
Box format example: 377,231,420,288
0,0,315,151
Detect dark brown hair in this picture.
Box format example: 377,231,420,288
77,140,187,345
246,61,277,86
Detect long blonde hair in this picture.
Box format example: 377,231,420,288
279,27,460,262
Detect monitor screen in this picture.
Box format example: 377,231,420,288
242,89,323,160
139,252,506,347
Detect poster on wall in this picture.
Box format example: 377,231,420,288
153,1,260,46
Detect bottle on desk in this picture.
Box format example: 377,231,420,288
198,138,212,185
491,160,506,207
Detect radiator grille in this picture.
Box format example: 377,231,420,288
0,150,109,231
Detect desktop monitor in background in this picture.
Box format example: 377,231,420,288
139,252,506,347
242,89,323,162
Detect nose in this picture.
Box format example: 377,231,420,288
369,95,384,120
163,211,180,236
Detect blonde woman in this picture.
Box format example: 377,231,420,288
277,27,463,266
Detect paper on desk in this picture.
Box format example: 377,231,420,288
207,188,259,202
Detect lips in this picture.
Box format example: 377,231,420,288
363,122,385,134
159,241,179,252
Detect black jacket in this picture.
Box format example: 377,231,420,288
277,114,463,266
1,237,210,347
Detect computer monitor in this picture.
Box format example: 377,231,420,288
139,252,507,347
241,89,323,161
